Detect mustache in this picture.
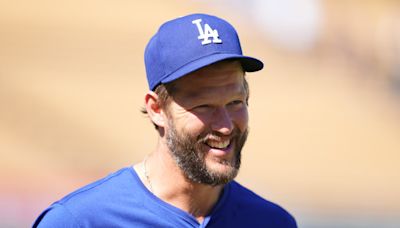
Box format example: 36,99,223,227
197,127,245,144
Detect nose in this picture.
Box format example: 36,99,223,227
210,107,234,135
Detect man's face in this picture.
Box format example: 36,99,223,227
163,61,249,186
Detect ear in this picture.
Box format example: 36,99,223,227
144,91,166,128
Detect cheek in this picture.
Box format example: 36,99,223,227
232,107,249,131
179,113,208,135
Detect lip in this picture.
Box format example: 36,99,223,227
204,140,234,157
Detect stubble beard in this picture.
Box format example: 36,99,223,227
166,120,248,186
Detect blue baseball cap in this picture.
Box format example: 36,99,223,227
145,13,264,90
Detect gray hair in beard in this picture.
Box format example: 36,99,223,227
166,120,248,186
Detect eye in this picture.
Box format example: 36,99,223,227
227,100,246,110
193,104,213,112
196,104,210,108
229,100,244,106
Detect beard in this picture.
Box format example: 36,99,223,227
166,120,248,186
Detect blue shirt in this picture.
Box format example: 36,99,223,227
33,167,296,227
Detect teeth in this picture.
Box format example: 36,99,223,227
207,140,230,149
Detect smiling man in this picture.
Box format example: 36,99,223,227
33,13,296,227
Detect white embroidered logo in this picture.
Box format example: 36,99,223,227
192,19,222,45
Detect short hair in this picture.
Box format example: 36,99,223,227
141,81,175,116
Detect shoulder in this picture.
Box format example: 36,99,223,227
33,167,140,227
226,181,297,227
33,203,79,228
57,167,136,203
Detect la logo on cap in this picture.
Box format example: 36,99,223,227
192,19,222,45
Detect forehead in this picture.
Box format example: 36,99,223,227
172,61,245,95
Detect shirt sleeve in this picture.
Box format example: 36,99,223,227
32,203,80,228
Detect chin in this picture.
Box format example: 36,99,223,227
206,159,238,176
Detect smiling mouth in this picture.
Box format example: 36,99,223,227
205,139,231,149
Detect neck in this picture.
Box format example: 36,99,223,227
134,144,224,222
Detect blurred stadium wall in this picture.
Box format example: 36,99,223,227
1,0,399,227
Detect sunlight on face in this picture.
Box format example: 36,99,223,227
164,61,249,185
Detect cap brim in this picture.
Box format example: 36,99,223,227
160,53,263,84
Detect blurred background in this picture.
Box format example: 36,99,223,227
1,0,400,227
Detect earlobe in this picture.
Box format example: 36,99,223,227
145,91,166,128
